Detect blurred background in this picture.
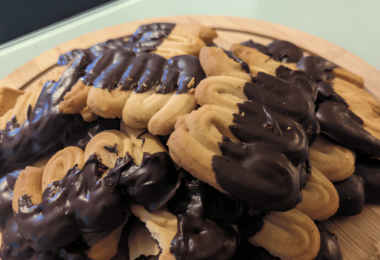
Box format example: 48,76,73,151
0,0,379,79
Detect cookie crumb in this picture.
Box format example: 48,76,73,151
241,112,245,116
287,126,291,130
187,78,195,89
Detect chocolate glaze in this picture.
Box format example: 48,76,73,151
0,53,92,164
105,151,180,213
232,239,279,260
0,170,21,232
316,82,347,106
213,72,317,213
333,174,365,216
296,56,338,82
241,40,303,63
58,23,176,66
79,48,205,95
316,101,380,157
315,222,343,260
355,153,380,203
170,180,238,260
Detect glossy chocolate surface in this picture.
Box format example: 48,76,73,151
316,101,380,157
355,153,380,203
315,222,343,260
333,174,365,216
213,72,316,213
170,180,238,260
296,56,338,82
241,40,303,63
0,170,21,232
80,48,204,94
58,23,175,66
0,53,91,165
316,82,347,106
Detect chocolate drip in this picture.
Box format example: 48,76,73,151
241,40,303,63
315,222,343,260
213,72,316,213
333,174,365,216
355,154,380,203
105,152,180,213
58,23,176,66
0,170,21,232
136,130,149,148
0,53,92,163
170,180,238,260
316,101,380,157
105,144,119,156
316,82,347,106
296,56,338,82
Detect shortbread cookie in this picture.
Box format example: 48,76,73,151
295,167,339,220
131,203,177,260
128,220,160,260
58,23,217,66
2,126,179,259
309,136,355,182
0,52,121,174
248,209,320,260
59,49,205,135
297,56,380,157
333,173,365,216
241,39,303,63
168,71,316,213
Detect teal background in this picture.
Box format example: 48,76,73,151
0,0,379,80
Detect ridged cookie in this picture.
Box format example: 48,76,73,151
248,209,320,260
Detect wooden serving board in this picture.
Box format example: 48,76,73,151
1,15,380,260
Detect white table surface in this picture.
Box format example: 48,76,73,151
1,0,379,81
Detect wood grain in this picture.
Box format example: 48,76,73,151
1,15,379,260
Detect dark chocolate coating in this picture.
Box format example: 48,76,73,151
241,40,303,63
80,48,205,94
316,101,380,157
314,222,343,260
266,40,303,63
105,151,180,213
333,174,365,216
213,72,317,213
170,180,238,260
15,155,128,251
355,154,380,203
0,170,21,232
316,82,347,106
296,56,338,82
58,23,176,66
0,53,92,164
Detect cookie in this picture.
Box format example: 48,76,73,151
168,71,316,213
3,124,179,259
0,52,122,175
131,203,177,260
297,56,380,157
128,220,160,260
295,167,339,220
58,23,217,66
248,209,320,260
59,50,205,135
309,136,355,182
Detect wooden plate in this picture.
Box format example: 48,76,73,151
1,15,379,260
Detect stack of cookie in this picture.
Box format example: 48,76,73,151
0,22,379,260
